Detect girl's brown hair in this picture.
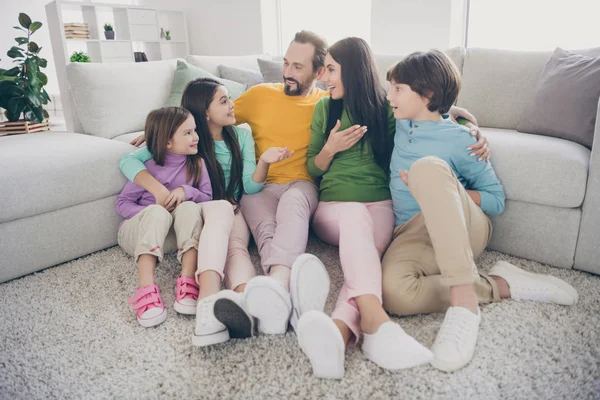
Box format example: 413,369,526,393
182,78,244,206
145,106,203,186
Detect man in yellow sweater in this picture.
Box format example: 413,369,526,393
235,31,332,335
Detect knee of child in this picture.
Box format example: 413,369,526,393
409,156,450,179
144,204,172,223
212,200,235,226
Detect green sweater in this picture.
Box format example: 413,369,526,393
307,97,395,203
119,125,265,197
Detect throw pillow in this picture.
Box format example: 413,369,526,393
218,65,264,88
165,60,246,107
517,48,600,148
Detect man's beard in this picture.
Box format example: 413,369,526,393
283,76,306,96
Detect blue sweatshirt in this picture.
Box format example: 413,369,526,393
390,116,505,226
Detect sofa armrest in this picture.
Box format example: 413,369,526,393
574,96,600,274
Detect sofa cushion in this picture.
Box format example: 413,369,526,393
458,47,600,130
483,128,590,208
165,60,246,107
218,65,264,88
67,60,178,139
186,54,271,77
0,132,134,224
517,48,600,149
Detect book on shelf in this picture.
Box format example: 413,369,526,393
64,22,88,28
134,52,148,62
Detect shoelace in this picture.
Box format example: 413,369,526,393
436,310,472,345
197,298,217,325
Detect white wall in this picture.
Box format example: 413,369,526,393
0,0,61,95
370,0,466,55
186,0,264,56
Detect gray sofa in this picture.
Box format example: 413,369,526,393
1,47,598,283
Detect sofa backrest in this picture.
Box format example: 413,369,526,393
186,54,272,77
373,47,466,85
66,59,178,139
457,47,600,130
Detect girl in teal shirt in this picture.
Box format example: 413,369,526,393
119,78,291,344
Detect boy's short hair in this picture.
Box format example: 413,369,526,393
386,50,461,114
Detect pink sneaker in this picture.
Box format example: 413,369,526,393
128,284,167,328
174,275,199,315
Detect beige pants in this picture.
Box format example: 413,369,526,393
118,200,235,280
382,156,501,316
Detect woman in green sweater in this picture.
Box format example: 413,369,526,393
297,37,434,379
119,78,292,343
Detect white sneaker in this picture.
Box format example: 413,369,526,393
289,254,330,333
489,261,578,305
362,321,434,370
297,310,345,379
431,306,481,372
213,290,255,339
192,294,230,347
244,276,292,335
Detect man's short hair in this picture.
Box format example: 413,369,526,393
387,50,461,114
291,30,328,72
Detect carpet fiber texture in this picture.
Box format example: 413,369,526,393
1,237,599,399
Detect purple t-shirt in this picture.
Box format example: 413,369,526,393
115,152,212,227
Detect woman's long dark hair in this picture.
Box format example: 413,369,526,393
181,78,244,205
325,37,392,172
145,106,204,187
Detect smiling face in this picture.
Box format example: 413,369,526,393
386,80,431,120
166,114,198,155
322,53,344,100
283,41,320,96
206,85,235,127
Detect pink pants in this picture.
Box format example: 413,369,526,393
225,210,257,290
312,200,395,346
240,180,319,273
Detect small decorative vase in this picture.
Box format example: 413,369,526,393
104,31,115,40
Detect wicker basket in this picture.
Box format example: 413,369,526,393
0,119,50,136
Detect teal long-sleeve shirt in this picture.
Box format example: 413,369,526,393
390,116,505,226
119,125,265,197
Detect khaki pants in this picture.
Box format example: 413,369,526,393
118,200,235,280
382,156,501,316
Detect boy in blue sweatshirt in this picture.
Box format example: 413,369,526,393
382,50,578,372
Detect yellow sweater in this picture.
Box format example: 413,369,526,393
234,83,329,184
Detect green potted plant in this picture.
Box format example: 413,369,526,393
165,30,171,41
0,12,51,134
70,51,90,63
104,23,114,40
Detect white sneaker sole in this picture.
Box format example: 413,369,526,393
192,328,230,347
297,310,345,379
244,276,291,335
290,254,330,332
491,261,579,305
174,301,197,315
137,308,167,328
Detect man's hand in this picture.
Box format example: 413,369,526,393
399,170,409,186
260,147,294,164
324,119,367,155
130,134,146,147
164,187,186,211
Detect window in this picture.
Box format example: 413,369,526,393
278,0,371,54
467,0,600,51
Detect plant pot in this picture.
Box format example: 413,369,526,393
166,36,171,41
104,31,115,40
0,119,50,136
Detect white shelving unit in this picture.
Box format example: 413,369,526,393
45,0,190,132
